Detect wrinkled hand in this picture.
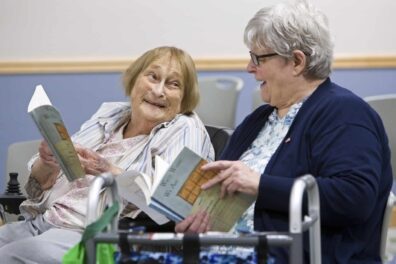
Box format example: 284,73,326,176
30,140,60,190
201,160,260,198
38,140,59,170
175,211,210,233
75,146,123,176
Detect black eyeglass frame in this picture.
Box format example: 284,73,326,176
249,51,279,66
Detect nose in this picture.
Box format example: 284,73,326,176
247,60,256,73
151,81,165,97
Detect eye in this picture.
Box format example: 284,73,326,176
168,80,181,89
146,72,158,81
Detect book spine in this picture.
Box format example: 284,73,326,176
149,198,184,222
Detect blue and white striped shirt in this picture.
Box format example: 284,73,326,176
22,102,214,230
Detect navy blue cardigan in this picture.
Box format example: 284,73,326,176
220,78,393,263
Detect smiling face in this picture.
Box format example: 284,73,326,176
130,54,184,130
247,48,296,108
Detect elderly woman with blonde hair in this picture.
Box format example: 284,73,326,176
0,46,214,263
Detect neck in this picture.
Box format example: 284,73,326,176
277,78,325,118
123,116,155,138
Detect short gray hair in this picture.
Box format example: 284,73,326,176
244,1,334,79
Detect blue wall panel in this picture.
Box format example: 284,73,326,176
1,68,395,191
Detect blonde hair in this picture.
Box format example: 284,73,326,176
123,46,199,114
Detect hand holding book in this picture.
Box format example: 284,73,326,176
38,140,61,169
76,146,124,176
28,85,85,182
200,160,261,197
117,147,255,232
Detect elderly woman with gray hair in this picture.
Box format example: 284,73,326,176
176,1,392,263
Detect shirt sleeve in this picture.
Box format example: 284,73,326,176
150,113,215,171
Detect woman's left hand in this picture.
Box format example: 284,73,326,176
201,160,260,198
75,146,123,176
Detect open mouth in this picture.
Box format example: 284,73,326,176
260,81,266,88
144,99,166,108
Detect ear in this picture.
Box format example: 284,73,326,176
291,50,307,76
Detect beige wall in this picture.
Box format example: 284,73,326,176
1,0,395,62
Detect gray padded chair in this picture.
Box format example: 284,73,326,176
380,192,395,262
365,94,396,261
6,139,40,196
196,76,243,128
205,125,233,160
1,139,40,221
364,94,396,179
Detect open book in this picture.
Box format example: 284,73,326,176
116,147,255,232
28,85,85,182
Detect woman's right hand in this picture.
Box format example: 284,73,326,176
30,140,60,190
175,211,211,233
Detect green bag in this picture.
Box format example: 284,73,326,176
63,202,120,264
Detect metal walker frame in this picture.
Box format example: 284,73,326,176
85,173,322,264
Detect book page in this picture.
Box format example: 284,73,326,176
152,155,170,194
150,147,205,222
191,184,255,232
150,147,255,230
28,85,84,181
116,170,169,225
27,84,52,111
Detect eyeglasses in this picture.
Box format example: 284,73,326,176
249,51,279,66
